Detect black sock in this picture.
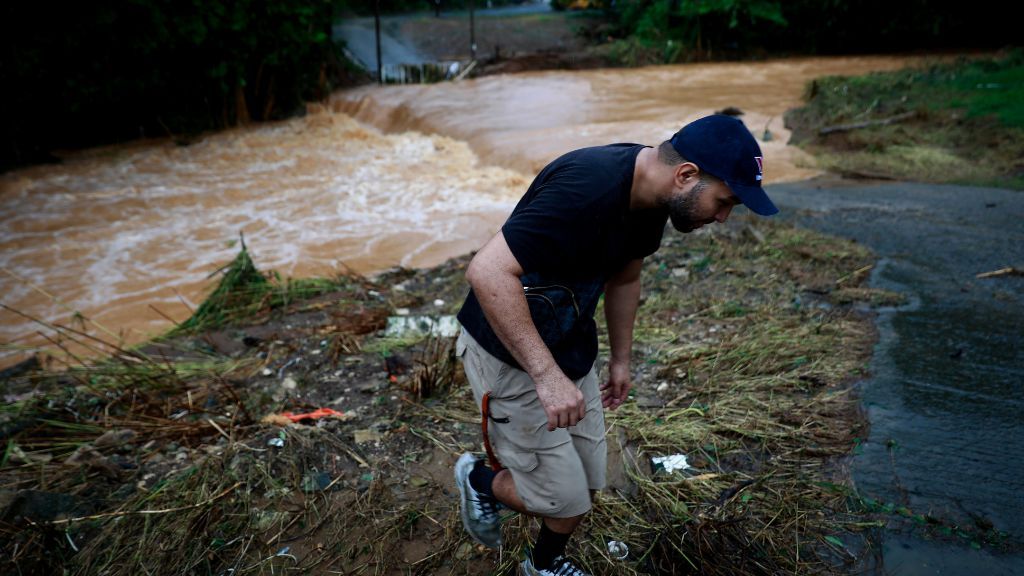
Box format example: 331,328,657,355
532,521,570,570
468,459,496,498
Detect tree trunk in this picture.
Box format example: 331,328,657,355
261,75,276,121
235,84,250,126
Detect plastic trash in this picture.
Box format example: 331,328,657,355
262,407,353,427
607,540,629,560
384,315,459,338
301,471,332,492
280,407,352,422
652,454,693,474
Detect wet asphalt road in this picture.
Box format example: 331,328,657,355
765,179,1024,575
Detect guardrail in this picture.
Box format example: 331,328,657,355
379,60,476,84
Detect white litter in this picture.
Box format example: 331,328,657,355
607,540,629,560
652,454,693,474
384,315,459,338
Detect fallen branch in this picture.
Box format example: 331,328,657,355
976,267,1022,279
836,264,874,285
819,111,917,136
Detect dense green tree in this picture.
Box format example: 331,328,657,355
1,0,1016,170
1,1,349,170
604,0,1015,61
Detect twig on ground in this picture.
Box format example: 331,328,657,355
976,267,1022,279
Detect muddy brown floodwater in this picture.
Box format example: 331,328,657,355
333,56,912,178
0,56,911,368
0,112,525,366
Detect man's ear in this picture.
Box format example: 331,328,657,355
674,162,700,187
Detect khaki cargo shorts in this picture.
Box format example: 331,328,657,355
456,327,607,518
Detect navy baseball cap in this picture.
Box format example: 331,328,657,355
670,115,778,216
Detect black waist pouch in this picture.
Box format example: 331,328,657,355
523,284,580,348
457,277,602,380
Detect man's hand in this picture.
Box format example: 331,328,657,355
603,259,640,411
600,359,631,410
535,367,586,431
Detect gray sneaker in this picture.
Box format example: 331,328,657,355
454,452,504,548
520,554,591,576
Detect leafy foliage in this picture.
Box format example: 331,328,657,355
602,0,1016,64
1,1,351,170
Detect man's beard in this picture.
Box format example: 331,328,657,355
665,178,709,232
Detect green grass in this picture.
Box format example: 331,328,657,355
802,51,1023,127
788,50,1024,189
939,55,1024,127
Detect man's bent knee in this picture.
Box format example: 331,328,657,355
493,467,592,518
544,513,586,535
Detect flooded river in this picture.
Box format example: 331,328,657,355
0,112,525,364
333,56,914,180
0,55,911,367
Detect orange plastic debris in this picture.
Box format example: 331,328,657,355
280,407,350,422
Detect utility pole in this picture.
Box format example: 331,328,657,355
469,0,476,60
375,0,383,84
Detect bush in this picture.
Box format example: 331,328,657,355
1,1,349,170
602,0,1017,60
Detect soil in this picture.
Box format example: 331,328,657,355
0,215,902,575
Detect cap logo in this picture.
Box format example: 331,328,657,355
754,156,763,181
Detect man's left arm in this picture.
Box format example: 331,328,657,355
602,258,643,410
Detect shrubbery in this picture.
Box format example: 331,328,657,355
601,0,1016,64
1,0,1016,170
1,1,350,170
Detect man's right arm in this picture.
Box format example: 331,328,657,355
465,231,586,430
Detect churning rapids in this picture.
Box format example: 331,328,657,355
1,56,911,367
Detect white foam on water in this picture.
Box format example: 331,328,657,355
0,108,525,366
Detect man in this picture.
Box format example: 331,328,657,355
453,115,778,576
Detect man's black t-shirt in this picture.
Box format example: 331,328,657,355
457,143,668,379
